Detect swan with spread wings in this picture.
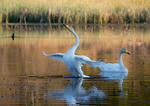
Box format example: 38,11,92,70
43,24,99,77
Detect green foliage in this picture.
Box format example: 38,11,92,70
0,0,150,24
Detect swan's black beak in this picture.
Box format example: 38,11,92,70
63,24,69,29
63,24,72,32
63,24,68,28
125,50,130,55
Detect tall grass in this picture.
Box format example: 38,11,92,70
0,0,150,24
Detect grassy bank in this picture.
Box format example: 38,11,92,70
0,0,150,24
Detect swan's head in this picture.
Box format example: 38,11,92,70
120,48,130,55
63,24,74,33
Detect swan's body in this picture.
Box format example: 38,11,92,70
43,24,99,77
99,71,128,81
98,48,130,73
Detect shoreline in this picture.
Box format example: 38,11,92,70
0,23,149,26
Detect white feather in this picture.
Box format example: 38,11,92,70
43,51,64,62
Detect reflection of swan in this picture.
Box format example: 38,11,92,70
46,78,105,105
43,24,99,77
99,72,128,92
98,48,130,73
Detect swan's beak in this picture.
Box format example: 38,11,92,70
125,50,130,55
63,24,72,32
63,24,69,28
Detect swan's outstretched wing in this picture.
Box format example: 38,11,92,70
43,51,64,62
74,55,101,68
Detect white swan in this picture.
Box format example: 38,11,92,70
98,48,130,73
43,24,99,77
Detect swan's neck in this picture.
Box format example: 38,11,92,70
67,30,79,55
119,52,125,68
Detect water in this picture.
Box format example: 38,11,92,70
0,24,150,105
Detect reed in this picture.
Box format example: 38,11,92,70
0,0,150,24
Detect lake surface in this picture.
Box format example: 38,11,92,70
0,24,150,105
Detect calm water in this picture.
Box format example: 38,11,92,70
0,24,150,105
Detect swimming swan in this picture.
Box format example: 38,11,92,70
43,24,99,77
98,48,130,73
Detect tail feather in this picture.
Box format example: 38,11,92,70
42,51,48,56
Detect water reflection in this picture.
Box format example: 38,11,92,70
45,78,105,105
0,25,150,105
99,72,128,92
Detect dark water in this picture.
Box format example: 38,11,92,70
0,24,150,105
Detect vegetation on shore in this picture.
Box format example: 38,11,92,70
0,0,150,24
